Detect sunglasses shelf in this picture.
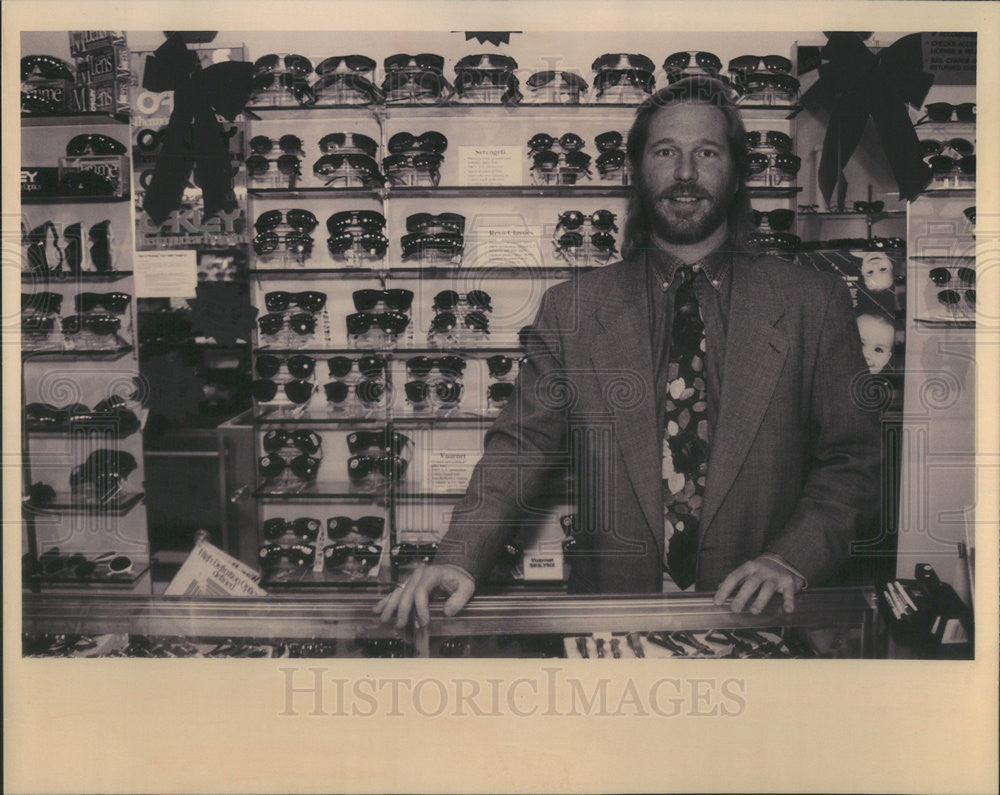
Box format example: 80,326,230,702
21,111,130,127
21,194,131,205
21,344,134,362
23,490,146,517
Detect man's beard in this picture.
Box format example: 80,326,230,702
639,177,735,245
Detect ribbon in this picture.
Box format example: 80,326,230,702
141,34,255,226
463,31,519,46
801,32,935,204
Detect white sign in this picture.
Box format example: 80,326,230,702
134,249,198,298
524,553,563,580
458,145,522,186
165,540,267,597
427,450,478,495
472,226,543,268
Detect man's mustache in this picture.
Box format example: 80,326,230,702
658,188,714,200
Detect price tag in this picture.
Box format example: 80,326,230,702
524,552,563,580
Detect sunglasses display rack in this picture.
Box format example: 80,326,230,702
20,39,153,593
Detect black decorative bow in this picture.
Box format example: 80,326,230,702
463,31,519,46
802,32,935,204
141,34,255,226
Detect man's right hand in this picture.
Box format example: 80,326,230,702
374,563,475,629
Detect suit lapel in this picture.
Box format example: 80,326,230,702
700,257,788,538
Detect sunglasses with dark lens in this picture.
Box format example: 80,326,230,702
256,354,316,380
746,130,793,151
249,134,304,156
323,381,350,403
327,515,385,540
429,311,457,334
739,72,800,96
964,206,975,225
404,380,431,403
525,70,589,91
258,453,320,481
454,69,519,91
748,231,802,252
324,543,382,569
852,200,886,215
456,53,518,71
938,289,975,308
246,154,301,176
922,102,976,123
596,149,627,174
663,51,723,74
746,152,771,175
326,210,386,233
312,153,382,181
23,315,56,333
556,231,618,252
317,132,379,158
22,292,64,314
281,380,316,404
391,543,439,564
405,213,466,234
70,449,138,487
531,150,592,171
21,54,75,80
926,154,975,175
74,292,130,314
327,231,389,256
595,131,624,152
919,138,975,157
773,152,801,175
251,379,280,402
488,382,515,403
65,134,127,156
463,310,490,333
929,267,976,286
253,230,314,257
385,53,445,73
352,288,414,312
382,152,444,173
346,311,410,336
592,53,655,73
347,454,407,481
751,209,795,231
347,429,411,454
252,72,318,105
254,209,319,233
317,72,382,102
258,312,316,336
382,70,451,93
263,517,321,542
557,210,618,231
264,290,327,313
258,542,316,567
388,130,448,154
400,232,464,259
432,290,492,311
355,379,385,404
263,429,322,455
61,170,115,196
254,53,313,76
316,54,377,74
486,355,516,378
327,354,385,379
592,69,655,93
407,355,467,377
61,314,121,335
528,132,585,152
88,220,112,271
728,54,792,74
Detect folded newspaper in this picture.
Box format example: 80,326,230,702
164,539,267,597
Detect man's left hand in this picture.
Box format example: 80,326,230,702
713,556,806,614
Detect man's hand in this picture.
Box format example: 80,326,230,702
713,556,806,614
374,564,475,629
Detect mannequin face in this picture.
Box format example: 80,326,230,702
860,252,894,292
857,314,895,373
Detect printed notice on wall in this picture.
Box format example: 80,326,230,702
921,33,977,85
458,145,522,186
472,225,543,268
524,553,564,580
427,450,478,494
134,249,198,298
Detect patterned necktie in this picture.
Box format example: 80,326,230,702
662,264,710,589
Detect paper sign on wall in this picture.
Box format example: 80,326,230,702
458,145,522,186
427,450,478,494
921,33,977,85
473,225,543,268
134,249,198,298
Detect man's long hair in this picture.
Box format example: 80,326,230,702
621,77,756,260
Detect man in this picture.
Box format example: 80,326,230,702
378,77,881,629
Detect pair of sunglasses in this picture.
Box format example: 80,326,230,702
353,288,414,312
324,543,382,568
430,310,490,334
313,153,382,181
323,379,385,404
525,71,589,91
21,54,74,80
23,315,57,333
347,454,407,481
253,230,313,257
254,53,313,76
316,54,376,74
557,210,618,231
595,131,625,152
532,150,591,171
385,53,445,73
488,382,515,403
255,209,319,233
751,208,795,230
258,312,316,336
246,154,301,176
263,517,321,542
264,290,326,312
528,132,585,152
328,515,385,539
592,69,655,92
258,453,320,481
407,355,467,377
382,152,443,172
249,134,304,156
316,72,383,103
486,355,517,378
456,53,517,71
964,206,975,225
404,380,462,404
251,379,315,404
328,355,385,378
746,130,793,151
406,213,465,234
747,151,801,176
22,291,63,314
728,54,792,74
24,401,140,437
263,429,322,455
73,292,130,314
929,267,975,286
70,449,138,485
555,231,618,252
925,154,976,175
920,102,976,123
663,50,723,74
61,314,121,335
388,131,448,154
938,289,975,308
346,311,409,336
327,231,388,256
391,543,438,564
737,72,800,96
919,138,974,157
596,150,627,174
65,134,127,156
258,542,315,567
347,429,411,454
592,53,655,73
748,231,802,251
853,200,885,215
432,290,492,312
327,210,386,232
61,170,116,196
382,70,451,93
400,232,464,259
318,132,379,158
256,354,316,379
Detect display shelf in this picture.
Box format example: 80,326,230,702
21,111,130,126
257,343,524,356
22,491,145,516
20,194,131,205
254,407,391,425
25,407,150,437
392,412,500,426
249,267,383,278
910,255,975,262
256,481,391,501
919,187,976,197
912,317,975,329
21,270,134,282
248,186,382,199
26,563,151,588
798,211,906,219
261,570,385,589
21,344,134,362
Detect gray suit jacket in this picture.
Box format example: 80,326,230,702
435,252,882,593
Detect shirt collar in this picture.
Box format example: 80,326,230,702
646,243,731,292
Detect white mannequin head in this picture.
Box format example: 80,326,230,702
859,252,894,292
856,313,895,373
